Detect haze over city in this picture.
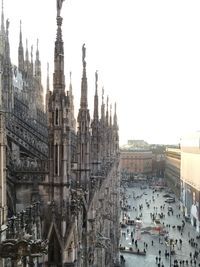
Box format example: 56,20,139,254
5,0,200,145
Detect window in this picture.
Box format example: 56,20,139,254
55,108,59,125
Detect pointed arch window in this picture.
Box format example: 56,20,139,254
55,144,59,176
55,108,59,125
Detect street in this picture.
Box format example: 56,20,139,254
119,181,200,267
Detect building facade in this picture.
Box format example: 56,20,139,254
164,147,181,197
180,132,200,232
120,149,152,177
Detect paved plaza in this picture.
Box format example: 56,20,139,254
119,182,200,267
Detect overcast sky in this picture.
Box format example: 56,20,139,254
5,0,200,145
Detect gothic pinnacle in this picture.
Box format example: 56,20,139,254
19,20,22,44
25,39,29,62
95,70,98,95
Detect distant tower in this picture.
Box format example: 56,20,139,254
77,44,91,190
91,70,100,174
18,20,24,72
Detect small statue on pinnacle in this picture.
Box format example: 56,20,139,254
82,43,86,66
57,0,65,17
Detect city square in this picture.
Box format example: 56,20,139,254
119,180,200,267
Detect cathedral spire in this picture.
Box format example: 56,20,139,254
31,45,33,64
35,38,41,82
19,20,22,45
36,39,39,60
101,87,105,121
53,3,65,93
114,102,118,127
69,71,72,93
25,39,29,62
80,43,88,109
18,20,24,71
93,70,99,120
68,72,76,131
106,95,109,126
30,44,33,76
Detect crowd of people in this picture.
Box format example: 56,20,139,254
119,183,200,267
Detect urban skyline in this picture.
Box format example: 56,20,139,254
5,0,200,145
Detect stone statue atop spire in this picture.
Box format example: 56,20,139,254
82,43,86,67
102,87,104,103
6,18,9,31
57,0,65,17
95,70,98,91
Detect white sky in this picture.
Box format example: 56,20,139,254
5,0,200,146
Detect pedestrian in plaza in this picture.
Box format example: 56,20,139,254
155,256,158,263
131,231,133,238
152,240,154,246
